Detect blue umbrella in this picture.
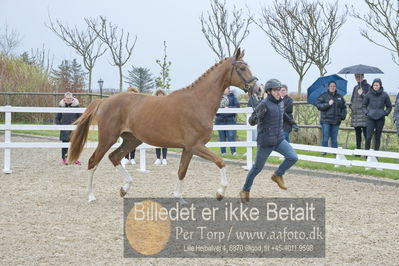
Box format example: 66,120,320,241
307,74,347,105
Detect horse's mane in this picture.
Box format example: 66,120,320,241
170,57,231,94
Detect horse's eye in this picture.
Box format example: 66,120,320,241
240,67,247,71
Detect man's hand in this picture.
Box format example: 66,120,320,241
248,102,267,126
248,113,258,126
292,123,299,132
329,99,334,105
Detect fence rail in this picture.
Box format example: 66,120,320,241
1,105,398,174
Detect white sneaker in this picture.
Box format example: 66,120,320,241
162,159,168,165
121,157,129,168
232,152,237,156
130,159,136,165
154,159,161,165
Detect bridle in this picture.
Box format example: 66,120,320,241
231,60,258,110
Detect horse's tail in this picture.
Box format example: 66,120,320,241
68,99,102,164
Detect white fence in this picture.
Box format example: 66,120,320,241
1,105,399,174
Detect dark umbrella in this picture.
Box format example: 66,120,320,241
307,74,347,105
337,64,384,74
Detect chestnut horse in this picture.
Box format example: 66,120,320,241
68,48,258,202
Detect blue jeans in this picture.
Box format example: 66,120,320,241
243,140,298,191
321,123,339,148
252,129,258,142
283,131,290,143
218,130,236,154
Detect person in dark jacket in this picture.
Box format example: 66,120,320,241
350,74,370,150
362,78,392,150
240,79,298,203
280,84,295,142
394,92,399,138
215,87,240,155
55,92,81,165
316,81,347,149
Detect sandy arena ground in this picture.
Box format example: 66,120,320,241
1,135,399,265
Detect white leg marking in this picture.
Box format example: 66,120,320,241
88,166,97,202
173,179,183,198
173,180,187,204
116,165,133,193
217,167,228,196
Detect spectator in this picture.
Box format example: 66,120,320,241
55,92,81,165
240,79,298,203
280,84,295,142
394,91,399,138
153,88,168,165
362,78,392,151
247,84,265,141
350,74,370,151
316,81,347,150
121,87,139,168
215,87,240,156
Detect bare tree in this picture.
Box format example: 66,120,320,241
256,0,313,93
296,0,348,76
47,17,106,92
29,44,54,75
0,24,22,57
86,16,137,92
200,0,253,60
352,0,399,66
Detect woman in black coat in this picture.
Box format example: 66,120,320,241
316,81,347,149
362,78,392,151
280,84,294,142
55,92,81,165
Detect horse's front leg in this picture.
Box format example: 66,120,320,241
174,149,193,203
217,167,228,200
191,144,228,200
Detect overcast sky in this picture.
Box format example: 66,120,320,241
2,0,398,94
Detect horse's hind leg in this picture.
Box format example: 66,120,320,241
87,132,119,202
108,133,142,197
191,144,227,201
174,148,193,200
87,166,98,202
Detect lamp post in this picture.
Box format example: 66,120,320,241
98,78,104,98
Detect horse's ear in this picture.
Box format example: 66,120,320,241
241,49,245,58
235,48,241,60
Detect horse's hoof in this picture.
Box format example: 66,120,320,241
88,194,96,202
179,197,188,205
216,192,224,201
120,187,127,197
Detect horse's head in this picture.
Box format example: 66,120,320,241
230,48,259,94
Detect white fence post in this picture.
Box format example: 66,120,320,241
243,112,253,170
3,105,12,174
365,149,382,171
335,147,350,168
138,147,148,172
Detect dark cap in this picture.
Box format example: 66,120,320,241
265,79,282,91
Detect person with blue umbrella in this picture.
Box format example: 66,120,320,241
315,81,347,152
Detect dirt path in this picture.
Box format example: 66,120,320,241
1,135,398,265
